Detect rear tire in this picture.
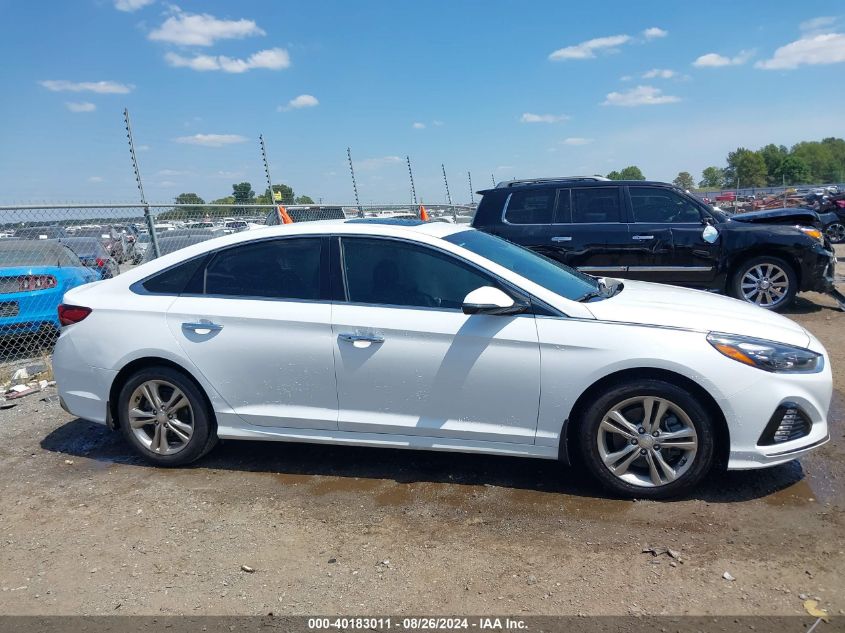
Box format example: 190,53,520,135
117,365,217,466
826,222,845,244
578,379,715,499
730,255,797,311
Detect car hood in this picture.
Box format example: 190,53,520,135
730,208,818,226
584,280,810,348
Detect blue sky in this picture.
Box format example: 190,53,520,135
1,0,844,204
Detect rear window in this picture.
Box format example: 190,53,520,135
571,187,621,223
142,256,206,294
504,190,556,224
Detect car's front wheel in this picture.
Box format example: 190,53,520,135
730,256,797,310
826,222,845,244
117,366,217,466
578,379,715,499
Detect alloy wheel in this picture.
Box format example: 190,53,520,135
826,222,845,244
128,379,194,455
740,263,789,308
597,396,698,488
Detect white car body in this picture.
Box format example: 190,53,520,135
54,221,831,471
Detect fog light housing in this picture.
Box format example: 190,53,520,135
759,403,812,446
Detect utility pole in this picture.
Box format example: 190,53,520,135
468,171,474,205
259,134,276,207
347,147,362,216
124,108,159,258
491,174,496,187
442,164,455,222
406,155,418,206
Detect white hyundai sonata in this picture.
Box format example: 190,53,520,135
53,219,832,498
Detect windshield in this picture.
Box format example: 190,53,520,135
444,230,598,301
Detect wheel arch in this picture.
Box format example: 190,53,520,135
726,248,801,290
108,356,217,432
561,367,730,469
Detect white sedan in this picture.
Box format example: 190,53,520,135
53,219,832,498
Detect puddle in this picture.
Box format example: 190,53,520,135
762,478,818,506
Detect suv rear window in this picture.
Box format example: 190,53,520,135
504,190,556,224
571,187,621,223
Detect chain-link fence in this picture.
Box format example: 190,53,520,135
0,202,476,381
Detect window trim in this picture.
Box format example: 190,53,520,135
335,234,536,314
500,189,561,226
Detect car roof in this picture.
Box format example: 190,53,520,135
477,179,681,195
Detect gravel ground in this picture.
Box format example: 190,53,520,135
0,292,843,616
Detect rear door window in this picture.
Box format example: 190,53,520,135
571,187,621,223
504,190,556,224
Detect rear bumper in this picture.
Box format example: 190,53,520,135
53,332,115,424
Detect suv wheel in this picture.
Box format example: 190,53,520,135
578,379,715,499
117,366,217,466
730,256,796,310
826,222,845,244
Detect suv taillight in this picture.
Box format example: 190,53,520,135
19,275,57,291
58,304,92,326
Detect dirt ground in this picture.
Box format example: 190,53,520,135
0,290,843,617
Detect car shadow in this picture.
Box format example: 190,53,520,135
40,417,807,504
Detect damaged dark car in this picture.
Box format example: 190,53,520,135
472,178,840,311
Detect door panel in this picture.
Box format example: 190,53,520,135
332,305,541,443
167,298,337,429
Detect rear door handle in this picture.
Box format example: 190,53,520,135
551,236,572,242
339,333,384,344
182,320,223,334
632,234,655,241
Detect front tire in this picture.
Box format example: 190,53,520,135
117,366,217,466
826,222,845,244
578,380,715,499
730,256,797,311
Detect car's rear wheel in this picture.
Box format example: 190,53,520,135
117,366,216,466
578,380,715,499
826,222,845,244
730,256,797,310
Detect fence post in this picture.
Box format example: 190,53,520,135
124,109,160,258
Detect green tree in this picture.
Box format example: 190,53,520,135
672,171,695,190
294,195,315,204
232,182,256,205
724,148,767,188
257,184,295,204
619,165,645,180
606,170,622,180
175,192,205,206
772,155,811,185
758,144,788,185
699,166,725,189
791,139,844,183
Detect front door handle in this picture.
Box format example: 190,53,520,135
551,236,572,242
632,234,655,241
339,333,384,344
182,320,223,334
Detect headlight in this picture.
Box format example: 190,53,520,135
707,332,822,373
797,226,824,243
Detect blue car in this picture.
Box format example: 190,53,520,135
0,240,99,336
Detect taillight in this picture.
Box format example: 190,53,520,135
96,258,105,267
58,304,92,326
19,275,57,291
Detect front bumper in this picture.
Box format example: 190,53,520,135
801,244,836,293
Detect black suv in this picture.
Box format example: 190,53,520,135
472,177,838,311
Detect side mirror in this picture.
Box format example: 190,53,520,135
462,286,527,316
702,225,719,244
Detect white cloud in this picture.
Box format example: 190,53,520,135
432,120,444,126
643,68,676,79
114,0,154,11
165,48,290,73
412,122,426,129
520,112,570,123
643,27,668,40
549,34,631,60
602,85,680,106
87,176,104,183
149,9,264,46
278,94,319,111
65,101,96,113
494,165,514,171
39,80,133,94
174,134,248,147
693,50,754,67
137,145,150,151
562,137,594,145
356,156,402,171
755,33,845,70
156,169,187,177
800,16,837,33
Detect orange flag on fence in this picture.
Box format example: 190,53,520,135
278,205,293,224
419,204,429,221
